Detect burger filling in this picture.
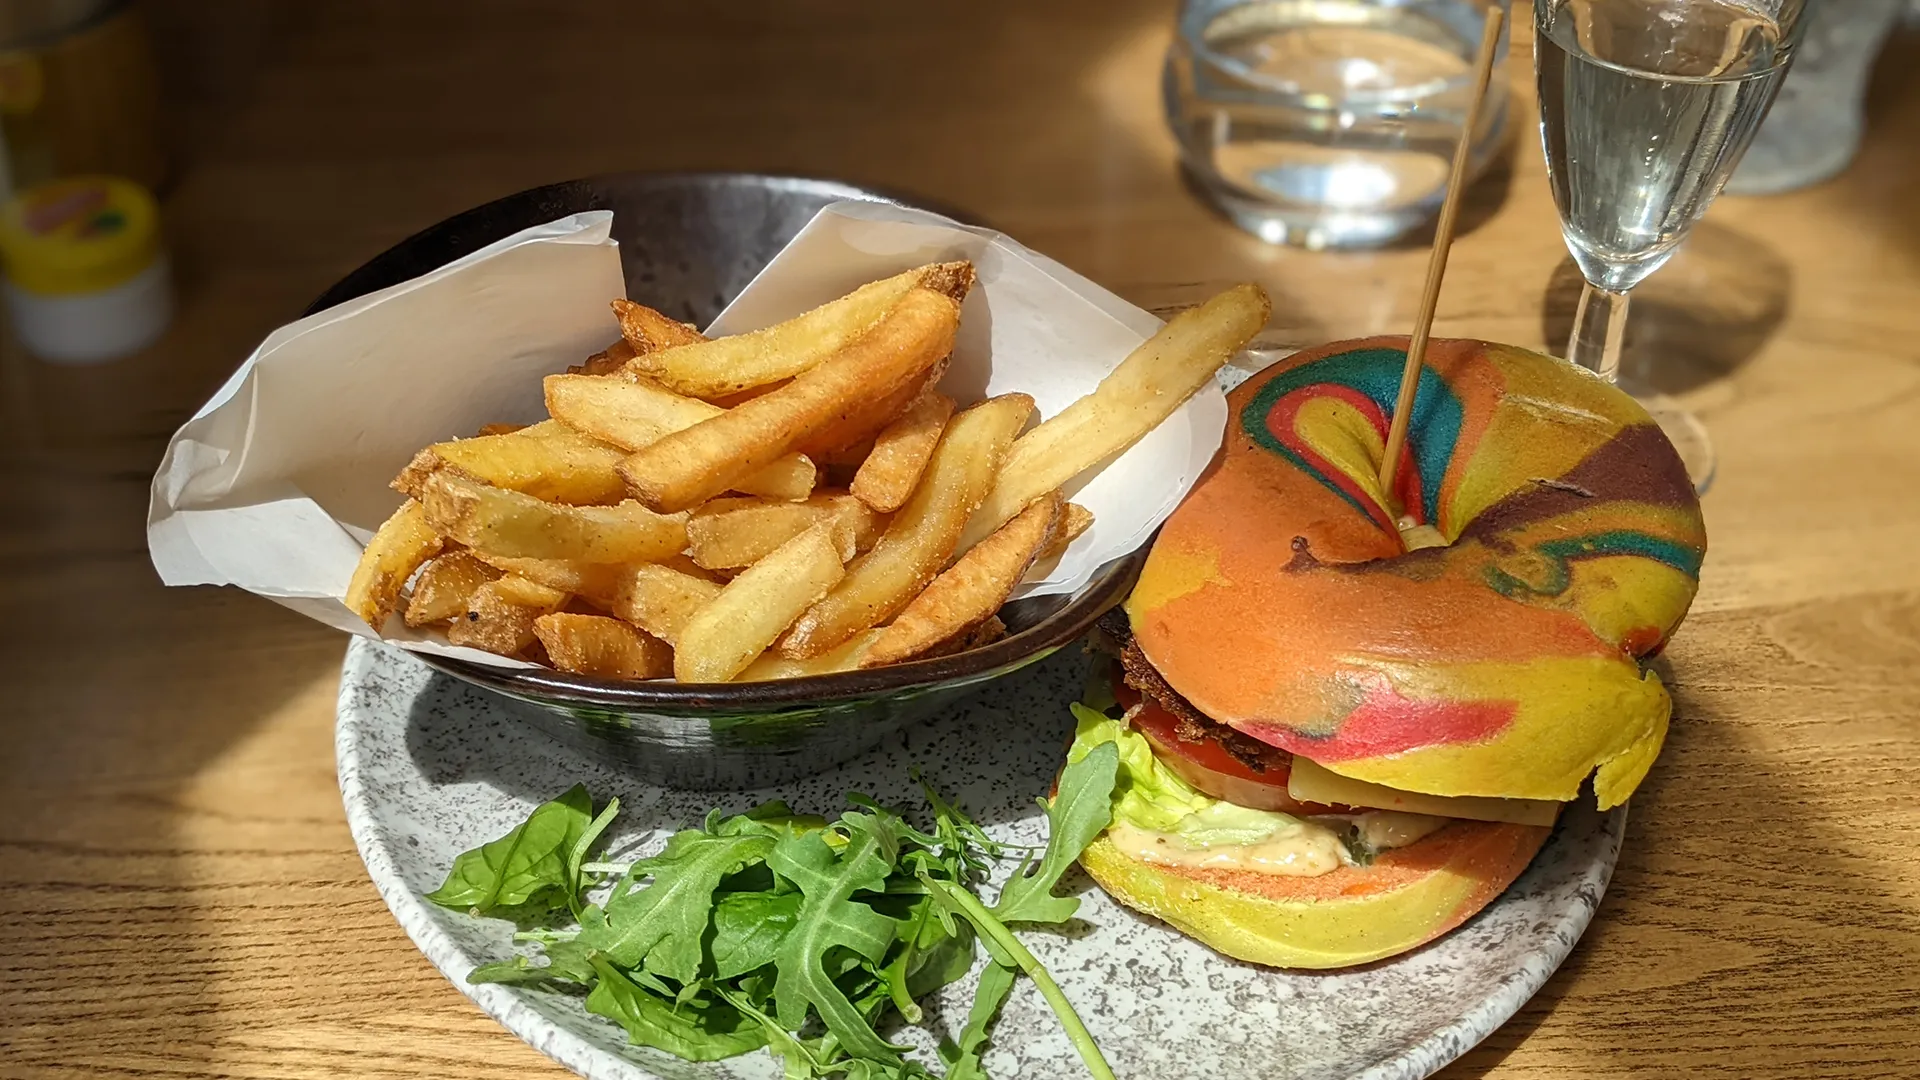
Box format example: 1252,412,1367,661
1069,646,1459,879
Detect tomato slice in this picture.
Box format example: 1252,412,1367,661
1115,679,1350,815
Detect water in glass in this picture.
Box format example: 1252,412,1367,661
1166,0,1510,249
1537,0,1795,291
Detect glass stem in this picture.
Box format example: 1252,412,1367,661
1567,280,1630,384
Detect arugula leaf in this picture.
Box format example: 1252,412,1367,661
942,959,1017,1080
564,795,620,915
924,875,1116,1080
877,893,976,1025
711,889,803,980
767,812,908,1063
718,800,830,838
904,915,976,1000
427,784,595,918
579,827,777,985
469,937,598,986
992,741,1119,925
584,956,766,1061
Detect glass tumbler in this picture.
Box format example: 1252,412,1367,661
1165,0,1512,249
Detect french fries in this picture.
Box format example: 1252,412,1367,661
737,628,884,681
533,613,673,679
1037,502,1094,561
625,261,973,397
958,282,1268,552
343,260,1264,687
613,299,707,355
572,338,638,376
345,499,445,629
780,393,1033,658
405,550,502,627
543,375,817,500
467,554,630,605
686,493,883,569
851,391,954,513
607,563,723,643
393,420,630,505
793,355,950,461
446,575,570,657
420,471,688,563
619,288,959,513
674,524,848,682
863,493,1061,668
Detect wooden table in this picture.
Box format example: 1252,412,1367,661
6,3,1917,1077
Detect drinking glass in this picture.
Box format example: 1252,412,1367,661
1166,0,1512,249
1535,0,1811,491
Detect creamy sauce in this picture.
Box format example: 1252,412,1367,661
1108,810,1451,878
1340,810,1449,852
1396,520,1450,551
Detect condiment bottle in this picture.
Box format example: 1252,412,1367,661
0,174,172,363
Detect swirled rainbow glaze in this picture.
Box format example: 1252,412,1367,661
1126,337,1707,808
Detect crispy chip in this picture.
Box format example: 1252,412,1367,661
533,612,673,680
850,391,955,513
404,550,502,627
958,283,1267,552
686,493,883,569
393,420,630,506
862,493,1060,667
446,576,569,657
573,338,639,377
345,499,445,630
420,471,687,563
608,563,724,644
618,289,958,513
544,374,818,500
1037,502,1093,562
624,261,973,397
779,393,1032,658
674,524,848,682
614,299,707,354
736,628,884,681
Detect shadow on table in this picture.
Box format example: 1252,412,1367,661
1539,220,1792,396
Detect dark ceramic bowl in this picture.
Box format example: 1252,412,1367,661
311,172,1146,790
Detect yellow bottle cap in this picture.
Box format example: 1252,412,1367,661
0,176,161,296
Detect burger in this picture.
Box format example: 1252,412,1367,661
1067,336,1708,969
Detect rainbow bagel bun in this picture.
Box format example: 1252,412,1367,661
1129,336,1706,808
1073,337,1704,970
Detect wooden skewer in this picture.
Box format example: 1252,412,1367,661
1377,5,1507,518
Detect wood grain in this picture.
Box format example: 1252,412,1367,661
2,2,1917,1077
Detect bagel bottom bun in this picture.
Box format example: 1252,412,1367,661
1068,670,1556,970
1080,821,1550,970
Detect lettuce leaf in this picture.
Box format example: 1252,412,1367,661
1066,703,1307,851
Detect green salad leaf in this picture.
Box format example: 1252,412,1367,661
711,889,803,980
585,955,767,1061
427,728,1123,1080
425,784,595,918
992,740,1118,925
578,828,776,984
941,959,1016,1080
767,812,909,1063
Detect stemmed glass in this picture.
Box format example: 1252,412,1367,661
1535,0,1810,491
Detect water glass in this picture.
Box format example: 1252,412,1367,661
1164,0,1512,249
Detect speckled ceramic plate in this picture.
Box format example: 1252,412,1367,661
338,637,1623,1080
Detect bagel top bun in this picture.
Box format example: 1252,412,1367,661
1125,337,1706,809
